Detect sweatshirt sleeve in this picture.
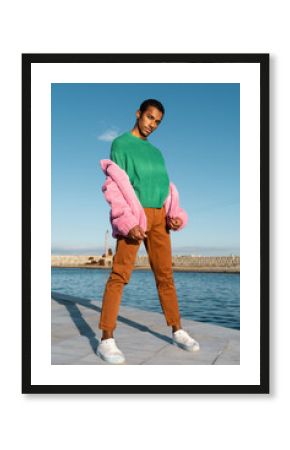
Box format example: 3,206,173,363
110,140,126,171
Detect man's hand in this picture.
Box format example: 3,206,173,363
128,225,147,241
168,217,183,231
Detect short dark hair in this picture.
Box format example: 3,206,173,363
139,99,165,116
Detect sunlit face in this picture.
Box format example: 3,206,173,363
136,106,163,138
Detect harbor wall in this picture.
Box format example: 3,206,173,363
51,255,240,272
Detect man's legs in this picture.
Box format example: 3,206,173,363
98,236,141,336
143,207,200,351
98,207,199,364
143,206,181,330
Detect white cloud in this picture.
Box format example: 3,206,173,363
97,128,119,142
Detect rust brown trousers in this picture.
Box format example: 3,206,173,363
99,205,181,331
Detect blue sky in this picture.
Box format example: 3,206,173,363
51,83,240,256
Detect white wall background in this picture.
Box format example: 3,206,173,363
0,1,286,449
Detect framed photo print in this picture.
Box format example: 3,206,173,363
22,53,269,394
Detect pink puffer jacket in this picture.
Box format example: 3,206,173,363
100,159,188,238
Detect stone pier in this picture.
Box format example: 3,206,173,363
51,292,240,365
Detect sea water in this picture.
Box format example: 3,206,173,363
51,268,240,330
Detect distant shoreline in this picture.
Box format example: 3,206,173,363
51,255,240,273
51,265,239,273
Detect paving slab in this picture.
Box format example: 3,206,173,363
51,292,240,365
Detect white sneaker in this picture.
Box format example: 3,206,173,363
97,338,126,364
172,329,200,352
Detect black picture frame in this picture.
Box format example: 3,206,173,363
22,53,269,394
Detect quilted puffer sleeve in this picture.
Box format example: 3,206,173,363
102,177,139,236
164,182,188,231
174,207,188,231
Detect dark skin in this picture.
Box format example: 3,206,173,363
102,106,182,340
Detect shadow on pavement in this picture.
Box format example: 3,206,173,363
51,292,173,349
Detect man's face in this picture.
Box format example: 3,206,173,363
136,106,163,138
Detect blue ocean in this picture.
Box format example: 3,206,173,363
51,268,240,330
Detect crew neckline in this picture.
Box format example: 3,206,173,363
127,131,149,143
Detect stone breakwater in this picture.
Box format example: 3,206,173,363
51,255,240,273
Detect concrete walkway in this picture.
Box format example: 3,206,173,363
51,292,240,365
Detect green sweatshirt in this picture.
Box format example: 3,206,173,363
110,131,170,208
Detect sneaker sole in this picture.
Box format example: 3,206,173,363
173,341,200,352
97,351,126,365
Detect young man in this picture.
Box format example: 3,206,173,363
97,99,200,364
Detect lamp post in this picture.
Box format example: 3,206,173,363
104,229,109,258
